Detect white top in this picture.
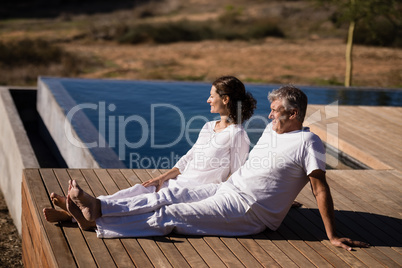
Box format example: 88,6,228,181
170,121,250,188
228,123,326,231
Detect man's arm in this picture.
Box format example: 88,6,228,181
309,169,370,250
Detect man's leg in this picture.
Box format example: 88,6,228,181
95,185,265,238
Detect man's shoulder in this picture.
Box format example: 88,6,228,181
301,128,324,145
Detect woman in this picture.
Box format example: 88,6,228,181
43,76,257,223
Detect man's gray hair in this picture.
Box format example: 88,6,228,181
268,85,308,123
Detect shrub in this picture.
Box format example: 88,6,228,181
114,18,284,44
0,39,99,85
0,39,64,67
354,18,402,47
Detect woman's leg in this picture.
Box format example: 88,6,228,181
100,183,220,217
97,184,156,201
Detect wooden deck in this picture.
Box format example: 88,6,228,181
22,105,402,267
306,105,402,170
22,168,402,267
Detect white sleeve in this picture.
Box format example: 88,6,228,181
173,122,210,173
303,136,326,175
229,128,250,174
174,146,195,173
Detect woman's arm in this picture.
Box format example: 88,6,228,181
174,122,210,172
142,167,181,191
229,129,250,174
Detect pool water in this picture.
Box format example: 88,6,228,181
41,77,402,168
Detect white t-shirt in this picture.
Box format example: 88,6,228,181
171,121,250,187
228,123,326,230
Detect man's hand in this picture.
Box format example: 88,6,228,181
330,236,370,251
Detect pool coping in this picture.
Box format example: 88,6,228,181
37,77,125,169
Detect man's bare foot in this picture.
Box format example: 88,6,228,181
43,208,73,222
50,193,67,211
291,201,302,208
66,196,96,230
69,180,102,222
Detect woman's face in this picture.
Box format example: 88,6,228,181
207,86,228,115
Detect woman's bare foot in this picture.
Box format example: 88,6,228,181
66,196,96,230
50,193,67,211
43,208,73,222
68,180,102,222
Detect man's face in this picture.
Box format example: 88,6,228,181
268,99,294,134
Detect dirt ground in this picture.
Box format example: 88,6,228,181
61,37,402,88
0,191,22,267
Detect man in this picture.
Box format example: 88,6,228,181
67,85,368,250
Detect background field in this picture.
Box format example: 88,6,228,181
1,0,401,88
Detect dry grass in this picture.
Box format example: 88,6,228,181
0,0,401,88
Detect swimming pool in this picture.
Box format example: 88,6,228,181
38,77,402,169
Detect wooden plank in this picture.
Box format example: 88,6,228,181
23,169,75,268
165,236,209,268
203,236,246,267
136,238,173,267
263,229,316,267
277,222,336,267
154,237,191,267
220,237,263,267
285,209,366,267
93,169,120,194
132,169,152,183
306,105,402,170
120,169,142,185
186,237,227,268
237,237,281,267
135,169,197,267
327,174,402,241
51,169,99,268
107,169,132,189
108,168,177,267
22,186,42,268
104,169,155,268
67,169,117,267
252,233,299,268
324,172,402,266
39,169,95,268
294,191,391,267
82,169,138,267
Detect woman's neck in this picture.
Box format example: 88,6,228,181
215,115,232,132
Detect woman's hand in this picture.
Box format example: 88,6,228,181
142,168,181,192
142,175,166,192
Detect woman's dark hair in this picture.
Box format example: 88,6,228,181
212,76,257,124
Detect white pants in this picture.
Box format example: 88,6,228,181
95,183,266,238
